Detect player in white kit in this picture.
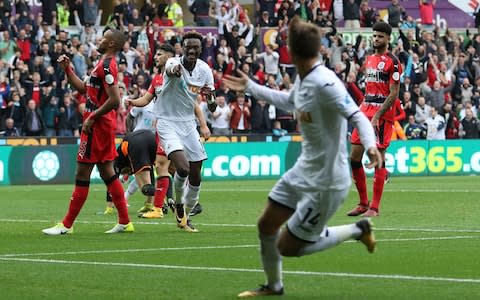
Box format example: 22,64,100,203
158,31,216,232
223,17,383,297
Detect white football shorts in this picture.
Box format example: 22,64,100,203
269,166,350,242
156,118,207,162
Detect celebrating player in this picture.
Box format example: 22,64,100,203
42,29,133,235
223,17,382,297
158,31,216,232
347,22,402,217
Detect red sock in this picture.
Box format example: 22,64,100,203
154,176,169,208
371,167,387,211
107,179,130,224
351,161,369,206
62,182,90,228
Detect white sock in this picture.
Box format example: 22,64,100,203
124,180,138,201
184,183,200,215
173,172,187,204
259,232,283,292
298,224,362,256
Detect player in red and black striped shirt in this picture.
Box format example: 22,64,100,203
43,29,133,235
348,22,401,217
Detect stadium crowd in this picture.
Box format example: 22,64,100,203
0,0,479,139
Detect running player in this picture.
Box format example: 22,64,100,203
223,17,381,297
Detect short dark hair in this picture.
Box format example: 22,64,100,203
372,22,392,36
288,16,320,59
158,43,175,55
182,31,203,44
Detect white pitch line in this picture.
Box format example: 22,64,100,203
1,236,478,258
1,218,480,233
14,187,480,193
1,257,479,284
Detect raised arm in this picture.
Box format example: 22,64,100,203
58,54,86,94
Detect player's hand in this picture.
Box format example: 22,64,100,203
200,85,213,98
82,114,95,134
365,147,382,169
223,70,249,92
200,124,211,140
170,64,182,77
57,54,71,71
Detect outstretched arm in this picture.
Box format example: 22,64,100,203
223,71,294,112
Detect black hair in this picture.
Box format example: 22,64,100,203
158,43,175,55
182,31,203,44
372,22,392,36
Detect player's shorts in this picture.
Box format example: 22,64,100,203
123,130,157,174
269,166,349,243
155,133,167,156
156,118,207,162
351,104,393,149
77,120,117,163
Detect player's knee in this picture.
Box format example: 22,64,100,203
141,184,155,196
175,165,190,178
257,216,277,235
278,244,300,257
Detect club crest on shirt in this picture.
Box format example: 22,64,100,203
377,61,385,70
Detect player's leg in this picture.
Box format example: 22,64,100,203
347,141,369,216
98,161,133,233
366,149,387,216
124,176,138,202
42,162,94,235
153,154,170,212
238,171,297,298
365,119,392,216
168,150,190,227
139,168,165,219
280,189,375,257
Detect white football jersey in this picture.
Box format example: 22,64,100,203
247,63,375,190
156,57,214,121
130,101,157,132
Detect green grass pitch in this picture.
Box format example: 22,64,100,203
1,176,479,300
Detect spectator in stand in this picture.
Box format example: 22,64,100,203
164,0,184,28
442,102,459,139
57,1,70,28
418,0,436,30
402,91,416,117
255,44,279,77
2,117,19,136
22,99,44,136
211,92,231,135
0,31,16,63
359,0,376,27
425,106,445,140
257,0,276,18
459,77,474,105
387,0,405,28
223,23,250,63
343,0,361,29
251,99,275,134
459,107,480,138
58,93,79,137
404,114,424,139
83,0,99,25
229,91,251,133
188,0,211,26
3,91,25,134
15,29,31,64
41,92,60,137
415,96,431,124
209,3,230,36
258,10,277,27
277,0,295,23
295,0,313,23
422,80,453,111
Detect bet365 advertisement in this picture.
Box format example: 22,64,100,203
0,140,479,185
